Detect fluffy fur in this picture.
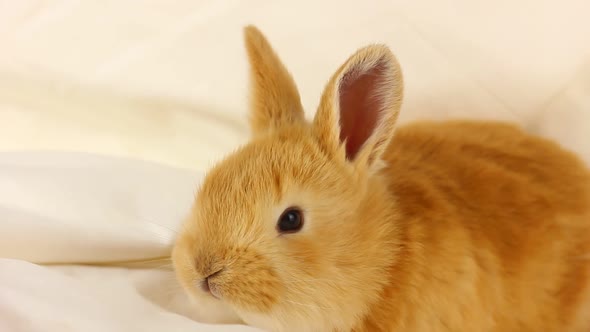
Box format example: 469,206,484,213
172,25,590,331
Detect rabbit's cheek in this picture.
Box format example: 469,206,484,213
219,253,282,313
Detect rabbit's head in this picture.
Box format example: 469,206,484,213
173,25,404,331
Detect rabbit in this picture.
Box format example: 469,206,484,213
172,25,590,332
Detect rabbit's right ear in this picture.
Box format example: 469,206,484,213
244,26,305,136
313,45,403,173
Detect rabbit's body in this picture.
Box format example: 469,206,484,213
172,26,590,332
360,120,590,331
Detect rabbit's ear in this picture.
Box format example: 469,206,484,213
244,26,305,136
313,45,403,172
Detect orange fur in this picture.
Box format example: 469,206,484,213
172,26,590,331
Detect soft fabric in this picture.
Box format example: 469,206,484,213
0,151,258,331
0,1,588,331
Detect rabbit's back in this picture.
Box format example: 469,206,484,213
373,121,590,331
387,121,590,217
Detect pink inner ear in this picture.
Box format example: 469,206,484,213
338,63,386,161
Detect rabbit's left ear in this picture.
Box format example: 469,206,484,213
313,45,403,172
244,26,305,136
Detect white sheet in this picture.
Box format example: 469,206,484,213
0,259,257,332
0,152,258,331
0,1,589,331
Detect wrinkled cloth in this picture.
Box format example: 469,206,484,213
0,0,589,331
0,151,258,331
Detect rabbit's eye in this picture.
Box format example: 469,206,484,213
277,207,304,233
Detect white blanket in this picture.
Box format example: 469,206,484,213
0,152,258,331
0,1,589,331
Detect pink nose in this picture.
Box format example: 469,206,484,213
200,269,223,296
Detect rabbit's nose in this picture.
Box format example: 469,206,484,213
200,268,223,297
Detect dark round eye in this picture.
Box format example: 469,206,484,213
277,207,304,233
